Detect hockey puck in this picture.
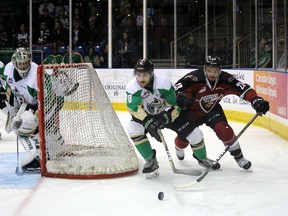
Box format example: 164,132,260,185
158,192,164,200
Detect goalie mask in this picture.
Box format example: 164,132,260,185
11,47,31,78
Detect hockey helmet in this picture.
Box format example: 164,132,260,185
204,56,221,68
11,47,31,78
203,56,222,87
134,58,154,75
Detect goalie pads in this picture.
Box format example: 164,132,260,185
18,135,40,172
11,109,38,136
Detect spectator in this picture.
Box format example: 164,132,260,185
73,7,83,24
85,16,102,44
84,35,97,56
63,45,84,63
35,21,51,46
116,31,138,68
38,7,55,31
120,16,138,40
17,23,29,47
43,44,63,64
55,0,69,18
250,38,272,68
55,7,69,30
216,39,232,66
119,0,131,16
0,23,9,47
50,20,68,47
120,7,136,27
38,0,55,18
100,43,108,68
72,19,85,46
178,35,203,68
84,46,103,68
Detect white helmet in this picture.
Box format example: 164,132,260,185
11,47,31,78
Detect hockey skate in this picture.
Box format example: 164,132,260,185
22,158,41,173
193,154,221,170
235,157,252,170
175,147,184,160
143,149,159,179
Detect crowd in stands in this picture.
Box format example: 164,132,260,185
0,0,273,69
0,0,181,68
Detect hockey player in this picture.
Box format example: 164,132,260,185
174,56,270,170
0,47,40,172
126,58,220,178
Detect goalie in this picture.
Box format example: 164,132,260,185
0,47,40,173
0,48,80,173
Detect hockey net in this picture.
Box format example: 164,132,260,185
37,63,138,179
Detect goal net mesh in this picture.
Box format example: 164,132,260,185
37,63,138,179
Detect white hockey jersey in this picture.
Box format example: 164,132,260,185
126,72,179,121
3,62,38,108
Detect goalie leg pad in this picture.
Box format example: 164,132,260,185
18,136,40,171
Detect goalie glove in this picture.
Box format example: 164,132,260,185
143,116,162,142
11,109,38,135
252,96,270,115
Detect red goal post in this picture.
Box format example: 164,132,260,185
37,63,138,179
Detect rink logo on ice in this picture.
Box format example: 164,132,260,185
0,153,40,189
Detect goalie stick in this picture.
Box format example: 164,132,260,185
175,113,259,189
15,136,23,175
5,102,27,133
159,130,202,176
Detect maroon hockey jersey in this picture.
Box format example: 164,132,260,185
174,69,258,121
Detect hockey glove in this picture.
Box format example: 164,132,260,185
252,96,270,115
176,92,192,110
143,116,162,142
156,111,172,128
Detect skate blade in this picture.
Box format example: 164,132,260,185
145,169,159,179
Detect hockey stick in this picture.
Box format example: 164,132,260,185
15,136,23,175
159,130,202,176
175,113,259,189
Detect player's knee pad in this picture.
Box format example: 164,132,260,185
174,136,189,149
213,122,235,144
127,120,145,138
186,127,203,146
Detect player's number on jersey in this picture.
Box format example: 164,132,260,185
236,81,246,90
174,83,183,91
128,94,132,103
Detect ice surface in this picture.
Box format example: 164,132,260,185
0,111,288,216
